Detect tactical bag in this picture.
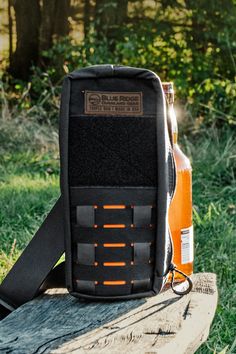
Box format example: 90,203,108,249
0,65,192,320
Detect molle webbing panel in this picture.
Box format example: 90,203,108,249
71,188,156,296
59,65,172,299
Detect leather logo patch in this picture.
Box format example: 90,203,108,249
85,91,143,116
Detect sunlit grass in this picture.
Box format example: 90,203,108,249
0,170,59,252
182,127,236,354
0,114,60,252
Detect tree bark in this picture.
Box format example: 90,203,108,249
40,0,57,52
8,0,13,68
40,0,70,53
9,0,41,80
84,0,91,40
54,0,71,38
95,0,128,48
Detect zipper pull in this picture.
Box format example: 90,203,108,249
169,263,193,295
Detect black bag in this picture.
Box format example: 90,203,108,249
0,65,192,319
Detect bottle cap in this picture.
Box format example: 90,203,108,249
162,82,174,104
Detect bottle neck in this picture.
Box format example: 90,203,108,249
168,102,178,144
173,132,178,145
162,82,178,144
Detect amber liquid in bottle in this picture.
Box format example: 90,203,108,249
163,83,194,281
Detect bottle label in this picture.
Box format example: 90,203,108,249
181,226,194,264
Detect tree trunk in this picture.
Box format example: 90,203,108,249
40,0,57,52
9,0,40,80
54,0,71,38
8,0,13,68
84,0,91,40
40,0,70,54
95,0,128,48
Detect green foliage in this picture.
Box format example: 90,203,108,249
187,128,236,353
0,74,61,124
2,0,236,127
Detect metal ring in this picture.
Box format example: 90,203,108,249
170,265,193,296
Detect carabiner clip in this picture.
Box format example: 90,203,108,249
169,263,193,296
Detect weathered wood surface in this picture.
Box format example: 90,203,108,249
0,273,217,354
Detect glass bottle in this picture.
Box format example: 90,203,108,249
162,82,194,281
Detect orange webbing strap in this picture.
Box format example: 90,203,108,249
103,205,126,209
103,224,126,228
103,243,126,247
103,281,126,285
103,262,126,266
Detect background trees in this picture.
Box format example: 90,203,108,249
40,0,71,53
0,0,235,125
7,0,71,79
9,0,40,80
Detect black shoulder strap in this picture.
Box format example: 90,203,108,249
0,197,65,320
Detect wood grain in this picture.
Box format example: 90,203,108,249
0,273,217,354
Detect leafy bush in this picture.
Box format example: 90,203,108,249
2,35,236,128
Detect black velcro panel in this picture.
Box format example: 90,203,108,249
71,227,155,244
75,280,95,294
132,279,151,293
95,209,132,226
76,243,95,265
68,114,157,187
133,206,152,226
76,206,94,227
133,243,151,264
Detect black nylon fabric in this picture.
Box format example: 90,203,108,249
73,243,154,264
72,206,156,226
0,199,64,307
93,285,132,296
0,198,65,320
59,65,174,298
92,246,133,264
71,227,156,243
73,264,153,281
75,280,95,294
95,208,133,225
133,279,151,293
70,187,157,206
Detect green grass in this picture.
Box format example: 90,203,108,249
183,127,236,353
0,117,60,278
0,117,235,353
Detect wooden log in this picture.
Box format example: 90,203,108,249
0,273,217,354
